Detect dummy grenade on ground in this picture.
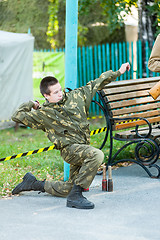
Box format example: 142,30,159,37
108,166,113,192
102,165,107,191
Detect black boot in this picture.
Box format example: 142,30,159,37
12,172,45,195
66,184,94,209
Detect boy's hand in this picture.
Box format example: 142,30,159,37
119,62,130,74
31,100,40,110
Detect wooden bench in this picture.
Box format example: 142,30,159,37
96,76,160,178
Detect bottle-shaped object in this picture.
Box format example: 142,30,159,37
108,165,113,192
149,81,160,100
102,165,107,191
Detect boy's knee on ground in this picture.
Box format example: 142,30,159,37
95,149,104,166
87,148,104,167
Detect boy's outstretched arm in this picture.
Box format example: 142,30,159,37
98,62,130,90
80,62,131,111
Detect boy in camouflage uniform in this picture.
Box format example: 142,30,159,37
12,63,130,209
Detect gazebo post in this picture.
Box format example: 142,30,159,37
64,0,78,181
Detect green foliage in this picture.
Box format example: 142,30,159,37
46,0,127,47
147,0,160,35
47,0,59,48
0,0,50,49
0,0,159,53
78,0,126,45
77,23,88,46
99,0,137,32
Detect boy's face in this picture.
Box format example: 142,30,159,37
44,82,63,103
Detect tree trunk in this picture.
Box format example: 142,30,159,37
138,0,157,76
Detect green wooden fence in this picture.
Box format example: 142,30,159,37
77,40,159,85
76,40,160,115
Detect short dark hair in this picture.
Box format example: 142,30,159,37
40,76,58,96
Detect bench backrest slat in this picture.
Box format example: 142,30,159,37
112,102,160,116
109,96,159,109
102,76,160,90
107,90,150,102
103,83,155,96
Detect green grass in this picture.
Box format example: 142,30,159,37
33,77,45,104
33,52,65,88
0,127,64,197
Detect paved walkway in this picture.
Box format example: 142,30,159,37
0,163,160,240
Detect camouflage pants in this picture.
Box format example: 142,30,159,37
44,144,104,197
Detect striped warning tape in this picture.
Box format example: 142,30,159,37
90,126,107,136
0,119,12,123
0,126,107,162
87,116,103,120
0,145,55,162
115,118,140,125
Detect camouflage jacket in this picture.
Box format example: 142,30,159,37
12,70,121,149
